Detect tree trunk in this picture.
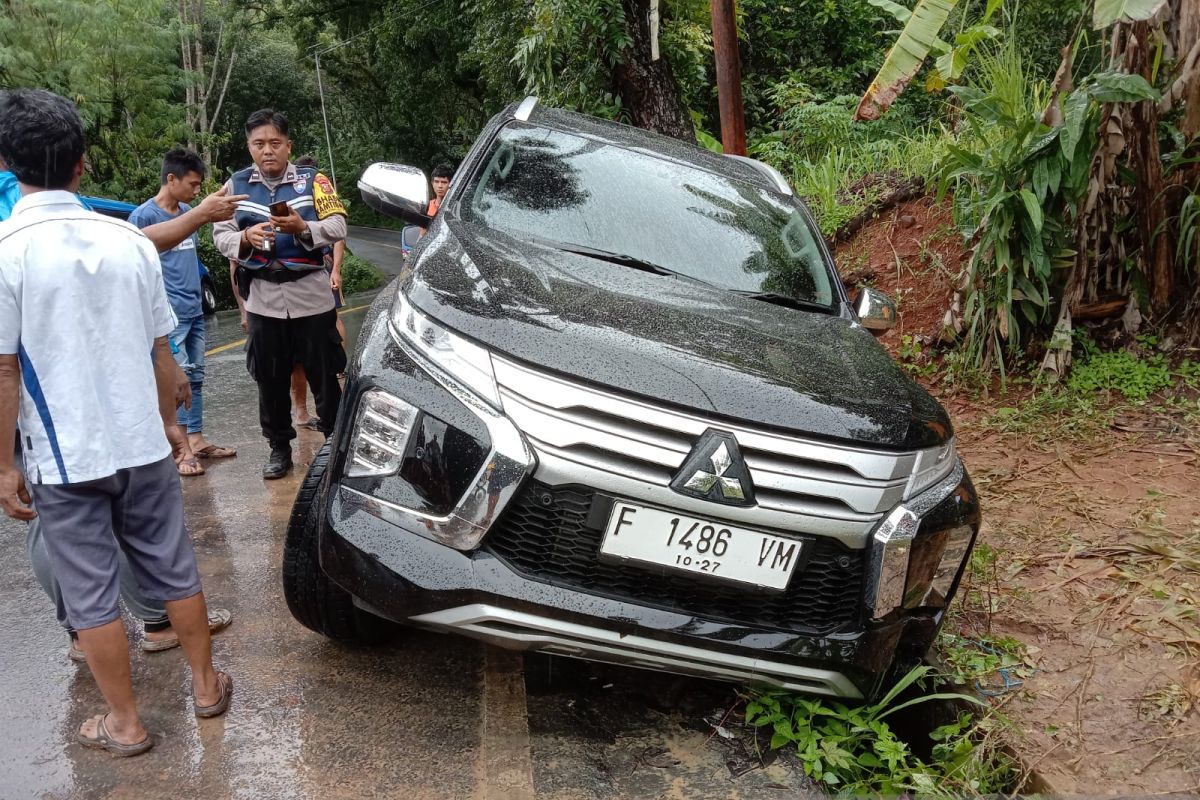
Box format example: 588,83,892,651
178,0,239,172
179,0,197,147
1178,0,1200,139
1126,22,1175,316
611,0,694,141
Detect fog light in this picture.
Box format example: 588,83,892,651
903,524,974,609
346,389,419,478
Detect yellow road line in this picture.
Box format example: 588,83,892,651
204,302,373,357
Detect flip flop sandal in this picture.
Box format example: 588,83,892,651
194,444,237,459
299,419,322,431
175,456,205,477
68,639,87,663
194,671,233,718
77,714,154,758
142,608,233,653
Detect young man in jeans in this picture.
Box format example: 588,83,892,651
0,89,231,757
130,148,236,476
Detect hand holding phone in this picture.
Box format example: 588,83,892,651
268,200,306,236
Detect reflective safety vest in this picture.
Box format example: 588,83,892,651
231,164,327,275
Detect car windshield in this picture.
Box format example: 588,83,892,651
460,123,836,307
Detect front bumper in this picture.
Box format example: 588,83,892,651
318,293,979,700
320,490,949,698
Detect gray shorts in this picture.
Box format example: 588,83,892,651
28,456,202,631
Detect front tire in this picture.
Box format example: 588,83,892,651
282,442,391,642
201,277,218,315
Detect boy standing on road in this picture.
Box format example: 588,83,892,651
0,89,231,757
130,148,237,476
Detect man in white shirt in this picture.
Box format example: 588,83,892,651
0,89,231,757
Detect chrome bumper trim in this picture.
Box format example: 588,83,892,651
339,324,536,551
409,603,863,698
864,458,966,619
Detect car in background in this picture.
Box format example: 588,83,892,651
82,195,219,315
400,225,421,265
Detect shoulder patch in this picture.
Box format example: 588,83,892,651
312,172,346,219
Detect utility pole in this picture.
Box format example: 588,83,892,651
710,0,747,155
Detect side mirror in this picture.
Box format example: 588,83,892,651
856,287,897,335
358,163,432,226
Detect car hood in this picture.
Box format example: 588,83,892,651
404,221,951,450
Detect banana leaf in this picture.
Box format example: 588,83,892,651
1093,0,1166,29
856,0,958,121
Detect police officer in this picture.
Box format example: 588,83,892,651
214,109,348,479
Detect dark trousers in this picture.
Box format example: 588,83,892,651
246,309,346,448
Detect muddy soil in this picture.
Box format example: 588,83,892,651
837,199,1200,794
834,195,961,350
952,417,1200,795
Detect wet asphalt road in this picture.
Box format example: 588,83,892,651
346,226,408,276
0,278,816,798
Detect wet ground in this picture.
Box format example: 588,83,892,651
0,282,816,798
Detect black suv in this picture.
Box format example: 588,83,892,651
283,98,979,700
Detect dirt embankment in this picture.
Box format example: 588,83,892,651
837,198,1200,794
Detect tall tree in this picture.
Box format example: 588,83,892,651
178,0,242,169
512,0,695,139
0,0,185,200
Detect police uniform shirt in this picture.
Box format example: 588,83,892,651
213,163,347,320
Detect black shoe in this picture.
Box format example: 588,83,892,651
262,446,292,480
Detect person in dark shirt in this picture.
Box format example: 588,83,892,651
129,148,237,475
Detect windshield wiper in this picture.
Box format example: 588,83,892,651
554,242,692,279
731,290,832,314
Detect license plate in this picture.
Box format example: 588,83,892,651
599,502,803,590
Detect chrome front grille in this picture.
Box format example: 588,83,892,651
492,358,918,543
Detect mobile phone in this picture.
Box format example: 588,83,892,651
269,200,290,217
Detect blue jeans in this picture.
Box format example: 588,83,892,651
171,315,206,434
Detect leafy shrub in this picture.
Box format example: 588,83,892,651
938,632,1032,688
938,31,1157,379
746,665,1014,796
750,92,949,236
340,253,387,296
1067,350,1174,402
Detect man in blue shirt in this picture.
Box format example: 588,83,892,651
129,149,236,476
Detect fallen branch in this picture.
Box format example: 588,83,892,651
1069,297,1129,321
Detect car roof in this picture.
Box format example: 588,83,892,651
80,195,136,219
507,101,790,197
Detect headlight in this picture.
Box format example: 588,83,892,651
902,524,975,609
906,438,956,498
346,389,419,478
389,290,502,409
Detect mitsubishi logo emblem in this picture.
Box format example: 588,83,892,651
670,429,756,507
684,442,744,500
